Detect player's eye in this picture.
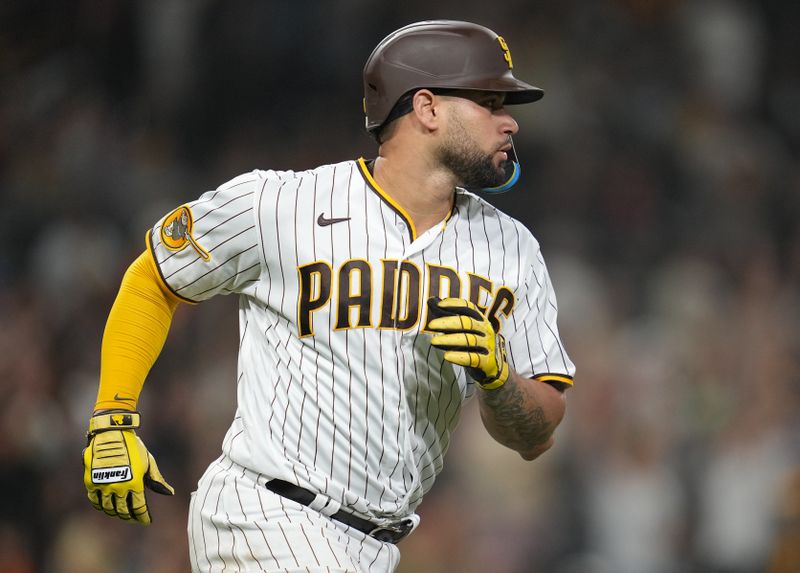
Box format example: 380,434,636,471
480,96,504,111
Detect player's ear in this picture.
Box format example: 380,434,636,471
411,89,439,132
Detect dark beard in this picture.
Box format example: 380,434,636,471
437,128,508,190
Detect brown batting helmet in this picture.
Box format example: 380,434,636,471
363,20,544,135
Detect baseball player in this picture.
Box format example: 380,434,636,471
82,20,575,573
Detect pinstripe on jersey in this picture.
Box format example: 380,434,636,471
148,157,575,525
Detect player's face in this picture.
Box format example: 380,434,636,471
435,92,519,189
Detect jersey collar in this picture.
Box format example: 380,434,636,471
357,157,460,244
357,157,418,241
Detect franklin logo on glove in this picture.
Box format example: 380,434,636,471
92,466,132,483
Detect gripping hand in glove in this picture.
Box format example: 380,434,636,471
427,297,509,390
83,411,174,524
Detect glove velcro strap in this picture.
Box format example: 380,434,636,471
477,376,506,391
476,333,509,390
89,412,141,434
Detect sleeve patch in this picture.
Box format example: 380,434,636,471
160,205,211,261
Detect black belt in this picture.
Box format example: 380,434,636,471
265,479,413,544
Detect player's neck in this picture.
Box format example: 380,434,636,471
372,155,456,235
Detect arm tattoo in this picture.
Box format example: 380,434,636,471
481,380,552,449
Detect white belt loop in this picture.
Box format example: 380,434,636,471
402,513,421,534
308,493,342,517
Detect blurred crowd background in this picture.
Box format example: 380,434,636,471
1,1,799,572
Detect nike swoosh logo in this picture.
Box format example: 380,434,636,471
317,213,351,227
114,393,136,402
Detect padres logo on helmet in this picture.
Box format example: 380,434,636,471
160,205,211,261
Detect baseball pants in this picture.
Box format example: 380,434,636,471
188,456,402,573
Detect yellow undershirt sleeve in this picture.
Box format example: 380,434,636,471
94,250,184,412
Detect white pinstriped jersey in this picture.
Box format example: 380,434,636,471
148,157,575,523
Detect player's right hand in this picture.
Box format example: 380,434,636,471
82,411,174,525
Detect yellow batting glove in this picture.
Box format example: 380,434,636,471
82,411,174,525
427,297,509,390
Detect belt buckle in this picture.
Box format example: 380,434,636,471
368,518,414,543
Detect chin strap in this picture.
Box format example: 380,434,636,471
480,137,521,194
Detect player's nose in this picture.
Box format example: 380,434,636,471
498,111,519,136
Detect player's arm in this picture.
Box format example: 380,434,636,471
427,297,568,460
475,372,565,460
95,249,183,410
82,249,183,524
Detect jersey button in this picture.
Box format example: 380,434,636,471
397,221,406,231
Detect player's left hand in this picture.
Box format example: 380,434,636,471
427,297,509,390
82,411,174,525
